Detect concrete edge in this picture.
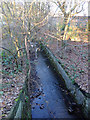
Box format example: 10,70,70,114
39,42,90,119
7,78,31,119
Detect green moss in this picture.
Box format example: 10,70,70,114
8,78,31,119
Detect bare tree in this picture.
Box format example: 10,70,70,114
0,0,50,76
53,0,86,45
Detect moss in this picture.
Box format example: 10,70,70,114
8,78,31,119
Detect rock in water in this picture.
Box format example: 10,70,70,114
40,104,44,109
68,106,74,114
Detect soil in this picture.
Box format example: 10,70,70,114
1,44,41,119
48,40,89,93
1,72,25,118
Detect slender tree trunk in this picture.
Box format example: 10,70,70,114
13,37,20,57
25,35,32,97
62,14,70,46
63,14,71,40
25,35,31,74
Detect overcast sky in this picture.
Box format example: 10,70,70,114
2,0,89,16
50,1,88,16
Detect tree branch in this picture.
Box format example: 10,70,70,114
76,2,84,13
57,0,66,15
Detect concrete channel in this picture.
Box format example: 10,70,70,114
31,52,85,119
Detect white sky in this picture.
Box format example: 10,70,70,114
2,0,89,16
50,0,88,16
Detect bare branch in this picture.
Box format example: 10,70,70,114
76,2,85,13
56,0,66,15
4,2,13,17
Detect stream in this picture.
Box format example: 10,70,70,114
31,52,84,119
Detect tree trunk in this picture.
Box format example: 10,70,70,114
25,35,32,97
25,35,31,74
62,13,70,46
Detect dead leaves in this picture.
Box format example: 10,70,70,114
1,72,25,118
49,40,89,93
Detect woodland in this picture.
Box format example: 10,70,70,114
0,0,89,119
